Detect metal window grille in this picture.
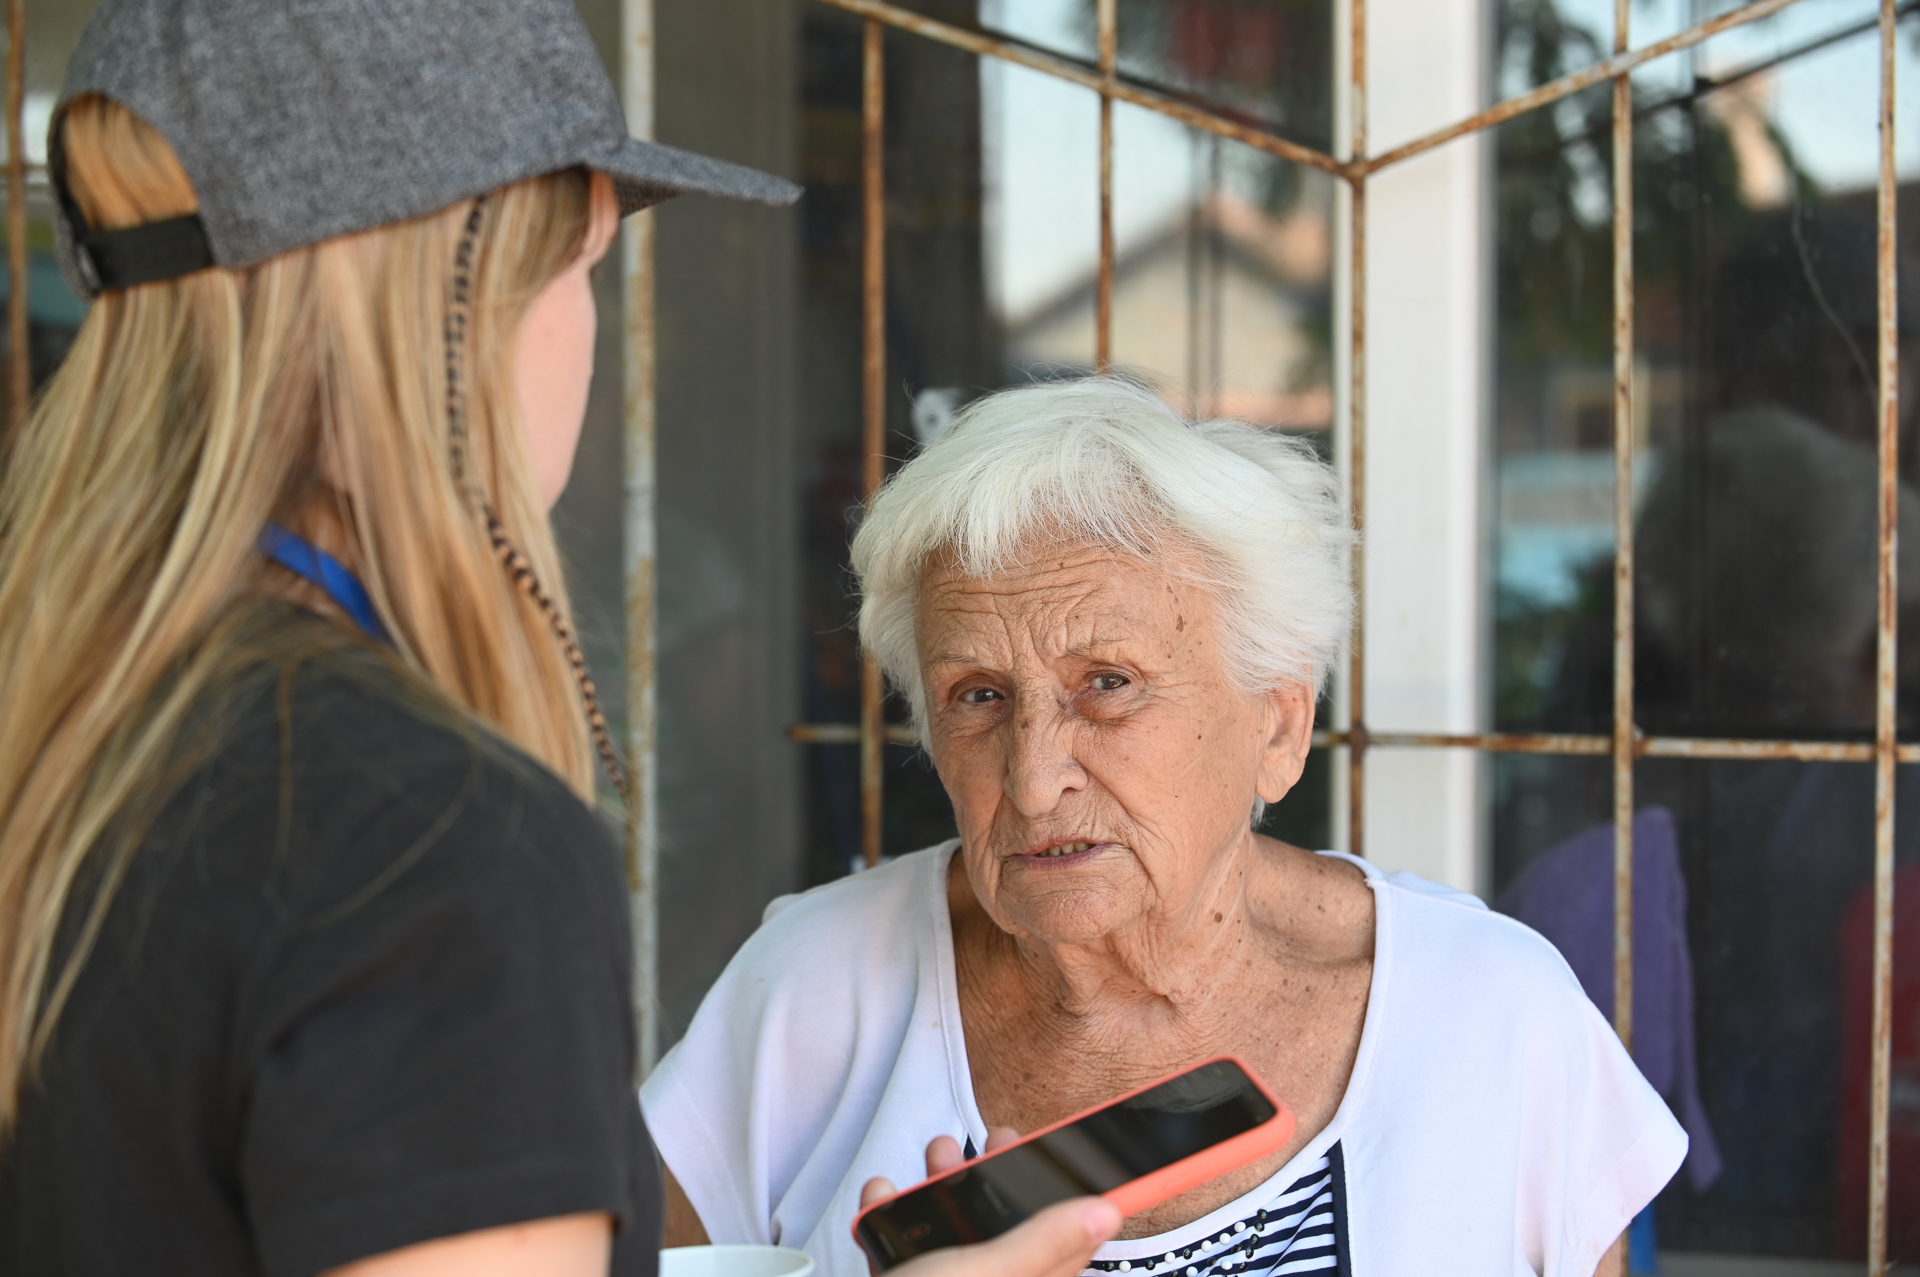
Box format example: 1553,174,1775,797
0,0,1901,1268
779,0,1906,1267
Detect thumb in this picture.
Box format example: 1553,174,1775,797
958,1198,1122,1277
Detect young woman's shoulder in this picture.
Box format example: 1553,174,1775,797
15,619,649,1277
167,626,621,921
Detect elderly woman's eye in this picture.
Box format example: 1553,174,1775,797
1090,673,1130,691
958,687,1003,704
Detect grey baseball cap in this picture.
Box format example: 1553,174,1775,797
53,0,801,296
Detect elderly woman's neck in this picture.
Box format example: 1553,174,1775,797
951,835,1370,1028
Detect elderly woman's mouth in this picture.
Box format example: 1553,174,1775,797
1017,841,1113,868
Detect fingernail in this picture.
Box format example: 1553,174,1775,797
1080,1200,1123,1241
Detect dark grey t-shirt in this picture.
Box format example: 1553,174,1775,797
0,620,660,1276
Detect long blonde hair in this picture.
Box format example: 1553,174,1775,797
0,96,604,1132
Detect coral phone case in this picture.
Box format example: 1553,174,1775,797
851,1056,1295,1271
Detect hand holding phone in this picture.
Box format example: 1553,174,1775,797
861,1155,1121,1277
853,1057,1294,1272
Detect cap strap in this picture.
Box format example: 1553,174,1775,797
72,215,215,292
49,128,215,294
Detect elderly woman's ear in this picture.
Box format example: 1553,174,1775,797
1253,682,1318,806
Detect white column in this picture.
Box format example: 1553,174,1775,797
1337,0,1490,895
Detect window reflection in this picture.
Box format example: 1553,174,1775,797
1492,0,1920,1260
795,0,1338,879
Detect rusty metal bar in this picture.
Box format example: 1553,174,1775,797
1609,0,1636,1054
1095,0,1115,371
1314,731,1920,762
1344,0,1368,860
1640,737,1904,763
1354,0,1813,177
860,19,887,870
811,0,1817,191
814,0,1347,177
6,0,25,436
796,719,1920,762
790,722,919,746
1318,730,1605,754
620,0,661,1076
1867,0,1899,1267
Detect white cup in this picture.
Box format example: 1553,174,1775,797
658,1244,816,1277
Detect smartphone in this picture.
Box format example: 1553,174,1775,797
851,1056,1294,1271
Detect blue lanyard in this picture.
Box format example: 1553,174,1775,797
257,523,391,643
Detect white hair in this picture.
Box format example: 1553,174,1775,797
851,376,1354,740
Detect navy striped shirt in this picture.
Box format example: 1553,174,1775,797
1083,1143,1349,1276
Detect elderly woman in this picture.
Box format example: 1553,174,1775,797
642,377,1684,1276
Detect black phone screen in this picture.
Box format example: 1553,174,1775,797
854,1059,1277,1270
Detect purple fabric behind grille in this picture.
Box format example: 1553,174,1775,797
1497,807,1723,1192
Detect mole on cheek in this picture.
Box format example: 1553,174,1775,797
1176,614,1185,631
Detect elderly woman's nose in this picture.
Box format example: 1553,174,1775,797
1000,708,1086,816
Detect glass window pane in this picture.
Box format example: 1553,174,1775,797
986,52,1102,373
795,9,989,882
1492,0,1920,1261
1109,0,1335,151
795,0,1338,875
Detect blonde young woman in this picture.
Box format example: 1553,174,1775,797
0,3,1121,1277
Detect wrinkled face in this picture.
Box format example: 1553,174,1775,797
917,541,1313,946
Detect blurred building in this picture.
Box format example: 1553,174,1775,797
1008,191,1333,429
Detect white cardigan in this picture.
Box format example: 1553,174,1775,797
641,842,1685,1277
